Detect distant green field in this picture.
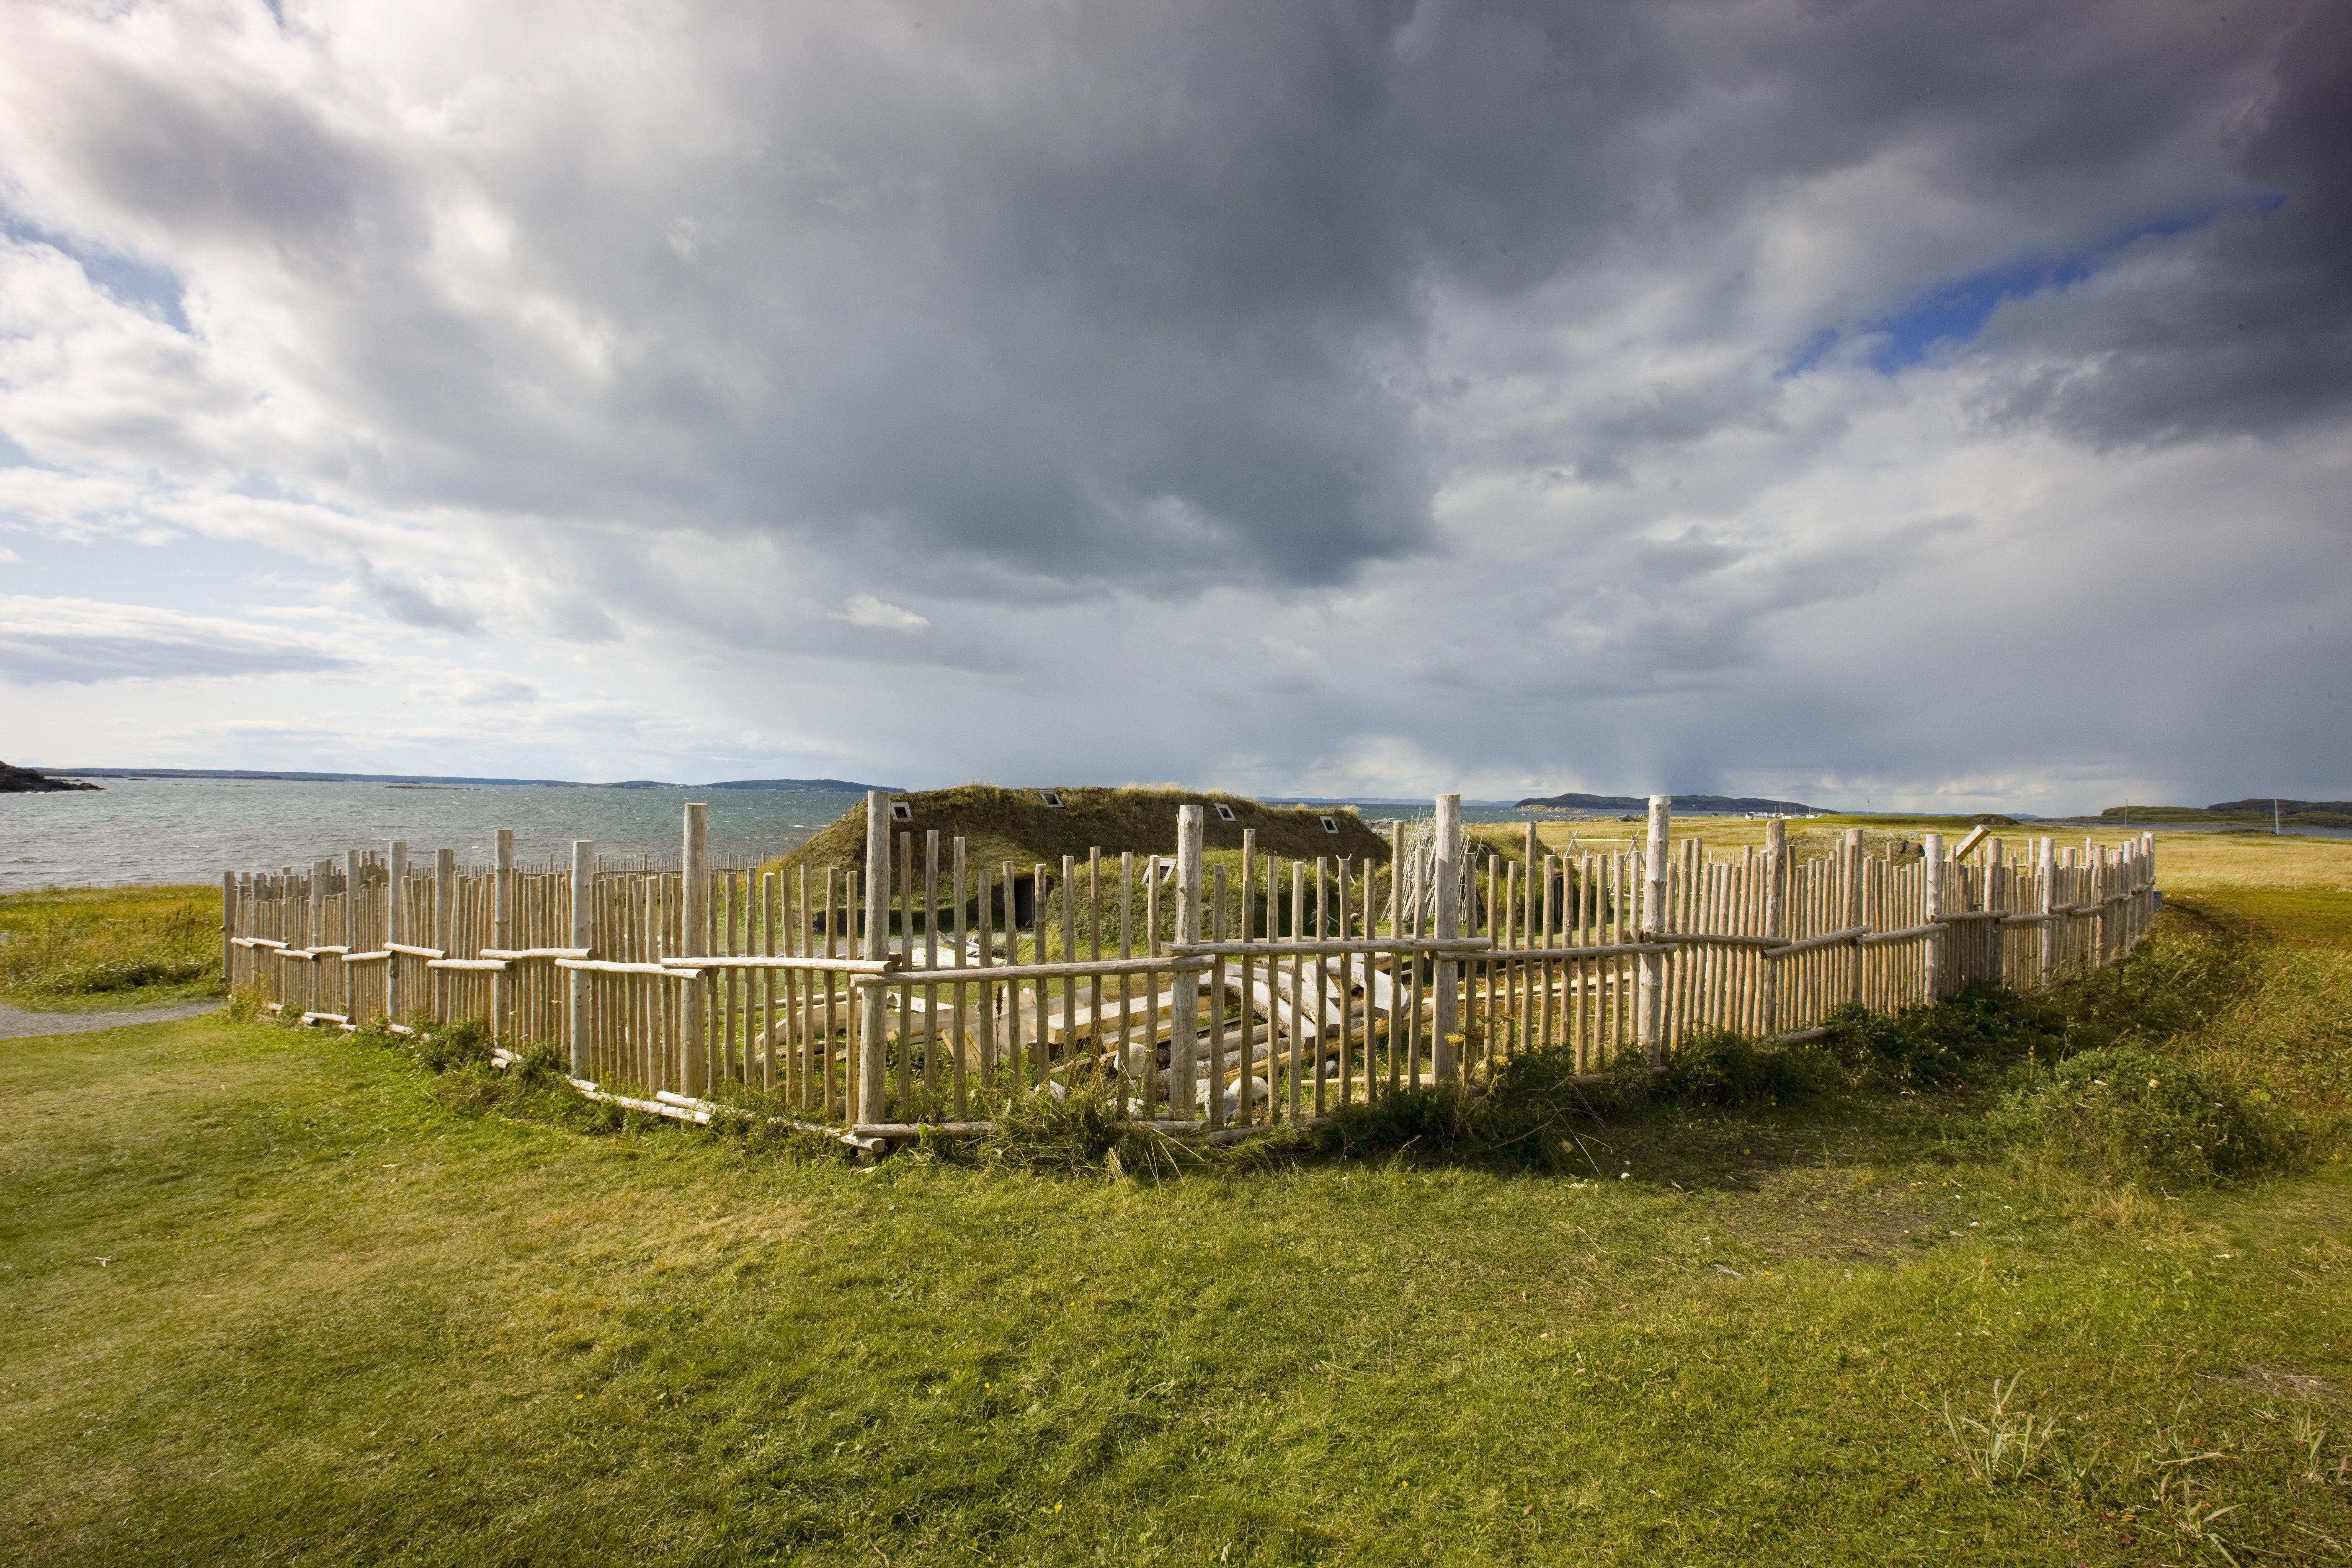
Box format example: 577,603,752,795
2192,887,2352,949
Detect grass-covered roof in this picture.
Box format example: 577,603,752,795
769,784,1390,879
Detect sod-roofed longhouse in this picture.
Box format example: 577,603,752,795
772,785,1390,923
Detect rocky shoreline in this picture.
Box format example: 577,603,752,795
0,761,101,794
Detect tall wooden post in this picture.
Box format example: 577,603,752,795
568,840,594,1078
681,803,709,1097
2095,843,2113,965
492,828,515,1043
387,840,408,1023
343,849,363,949
220,870,237,995
2034,836,2055,987
1843,827,1865,1008
433,848,456,1024
343,848,363,1020
1172,804,1205,1117
1761,817,1785,1035
309,857,330,960
859,791,891,1126
1636,795,1669,1064
1921,832,1945,1002
1432,794,1463,1083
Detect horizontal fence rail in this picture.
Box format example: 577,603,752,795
221,794,2159,1144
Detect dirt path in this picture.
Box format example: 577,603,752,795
0,998,223,1040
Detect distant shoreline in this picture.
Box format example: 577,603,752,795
30,768,893,792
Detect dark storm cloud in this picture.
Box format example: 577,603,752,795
12,0,2331,610
1983,5,2352,447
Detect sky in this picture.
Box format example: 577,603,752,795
2,0,2347,815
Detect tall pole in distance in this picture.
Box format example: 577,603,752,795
681,803,709,1097
568,840,594,1078
859,790,891,1127
1172,805,1205,1116
1432,793,1462,1083
1637,795,1670,1065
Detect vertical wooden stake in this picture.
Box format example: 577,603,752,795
1844,827,1865,1009
220,870,237,995
1210,862,1230,1128
681,803,709,1097
1922,832,1946,1002
568,841,594,1076
952,836,969,1117
343,848,363,1021
493,828,515,1042
1761,817,1785,1036
1432,793,1462,1083
432,848,455,1025
1636,795,1669,1065
859,792,890,1125
1172,804,1205,1118
387,841,408,1024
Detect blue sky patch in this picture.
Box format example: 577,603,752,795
1784,193,2285,378
3,214,190,333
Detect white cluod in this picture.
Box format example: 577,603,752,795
838,594,929,632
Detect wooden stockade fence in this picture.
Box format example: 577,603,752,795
222,794,2158,1149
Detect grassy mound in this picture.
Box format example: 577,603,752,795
2000,1045,2295,1186
770,783,1390,881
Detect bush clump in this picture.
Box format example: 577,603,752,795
1999,1044,2298,1186
970,1074,1206,1178
1821,986,2063,1087
1660,1026,1833,1107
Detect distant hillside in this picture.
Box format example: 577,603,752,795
2207,798,2352,825
2101,800,2352,828
1515,791,1820,815
774,784,1390,882
703,778,894,792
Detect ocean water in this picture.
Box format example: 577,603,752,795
15,779,2326,892
1,779,869,890
3,779,1570,891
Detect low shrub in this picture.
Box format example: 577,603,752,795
1999,1044,2299,1186
969,1074,1207,1178
409,1016,493,1073
1821,986,2064,1087
1659,1026,1833,1108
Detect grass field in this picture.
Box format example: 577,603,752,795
3,843,2348,1565
0,885,222,1012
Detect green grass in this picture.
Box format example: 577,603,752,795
2192,887,2352,950
5,900,2352,1564
0,885,223,1011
